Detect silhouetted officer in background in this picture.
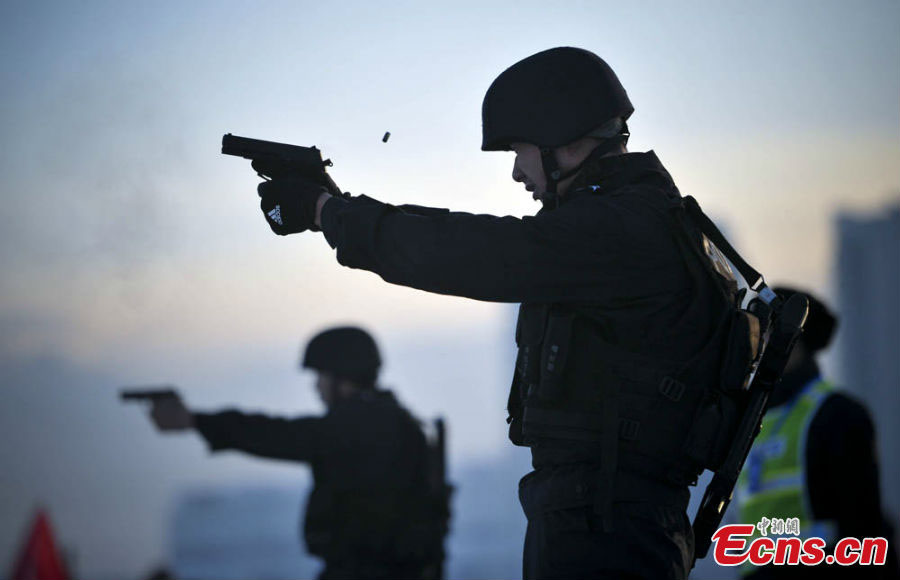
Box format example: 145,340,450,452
738,288,898,579
148,326,448,580
250,47,764,579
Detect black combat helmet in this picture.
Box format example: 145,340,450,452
773,287,838,353
302,326,382,385
481,47,634,152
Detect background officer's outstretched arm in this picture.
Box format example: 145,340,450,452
191,410,322,463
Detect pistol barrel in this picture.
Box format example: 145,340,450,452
119,387,177,402
221,133,331,168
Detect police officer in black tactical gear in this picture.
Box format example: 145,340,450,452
252,47,758,579
148,326,447,580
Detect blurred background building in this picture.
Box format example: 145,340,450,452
834,204,900,522
170,484,316,580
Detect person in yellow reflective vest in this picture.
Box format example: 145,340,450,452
737,287,897,579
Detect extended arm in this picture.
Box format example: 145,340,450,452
193,410,323,463
318,193,671,304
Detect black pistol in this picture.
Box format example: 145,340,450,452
120,387,178,403
221,133,342,196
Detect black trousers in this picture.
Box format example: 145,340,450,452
519,465,694,580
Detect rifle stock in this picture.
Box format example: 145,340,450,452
692,293,808,562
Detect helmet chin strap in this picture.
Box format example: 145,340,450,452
539,148,563,210
538,130,630,210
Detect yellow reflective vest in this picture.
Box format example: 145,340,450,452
737,378,839,545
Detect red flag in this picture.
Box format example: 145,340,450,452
9,509,69,580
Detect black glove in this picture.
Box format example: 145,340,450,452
257,176,329,235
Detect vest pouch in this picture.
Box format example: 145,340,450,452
720,310,761,392
537,311,575,401
681,387,744,471
508,304,549,445
514,304,549,389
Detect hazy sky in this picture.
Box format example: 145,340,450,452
1,1,898,577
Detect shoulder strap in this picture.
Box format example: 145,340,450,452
681,196,778,305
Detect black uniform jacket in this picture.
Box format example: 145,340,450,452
193,389,429,562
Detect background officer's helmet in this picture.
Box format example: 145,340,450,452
302,326,382,386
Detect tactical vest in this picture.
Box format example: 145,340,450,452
737,378,839,544
506,193,761,490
